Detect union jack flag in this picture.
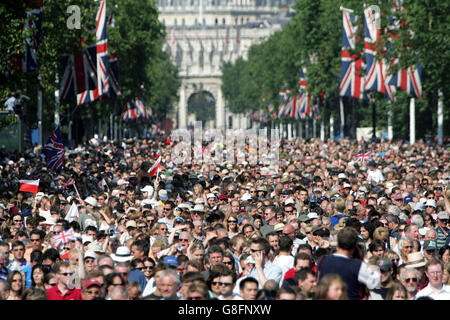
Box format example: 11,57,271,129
354,151,372,163
96,0,109,97
135,97,152,120
122,102,139,121
59,45,98,103
298,91,312,118
277,91,289,118
108,54,122,97
339,9,365,99
43,124,64,173
76,45,100,105
299,67,308,92
62,178,76,191
363,6,396,101
52,228,76,248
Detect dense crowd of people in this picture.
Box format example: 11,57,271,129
0,130,449,300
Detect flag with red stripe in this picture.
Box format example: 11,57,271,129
19,179,40,194
148,155,162,177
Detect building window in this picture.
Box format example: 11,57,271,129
195,18,198,25
215,18,218,25
174,18,177,26
202,18,206,26
182,18,185,26
222,18,226,25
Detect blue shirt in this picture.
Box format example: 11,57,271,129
8,260,32,288
247,260,283,288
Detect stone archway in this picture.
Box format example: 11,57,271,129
187,90,216,128
177,79,225,129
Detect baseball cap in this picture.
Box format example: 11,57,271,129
423,240,437,251
163,255,179,267
376,258,393,272
437,211,449,220
82,279,102,290
425,199,436,208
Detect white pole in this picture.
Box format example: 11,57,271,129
409,98,415,145
287,123,292,140
320,119,325,141
388,101,393,141
54,72,60,126
313,118,317,139
339,97,345,139
299,120,302,139
438,89,444,146
330,113,334,140
37,75,43,147
305,119,309,139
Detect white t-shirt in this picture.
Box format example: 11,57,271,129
272,254,294,275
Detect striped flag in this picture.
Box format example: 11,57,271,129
148,155,162,177
19,179,40,194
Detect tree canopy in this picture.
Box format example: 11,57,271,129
1,0,180,142
221,0,449,140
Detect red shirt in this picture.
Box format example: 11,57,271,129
46,285,82,300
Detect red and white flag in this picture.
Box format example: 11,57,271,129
148,155,161,177
19,179,40,194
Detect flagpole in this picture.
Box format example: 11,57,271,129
74,183,81,199
37,73,43,147
437,89,443,146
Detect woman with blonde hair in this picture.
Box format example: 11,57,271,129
314,273,348,300
98,205,115,232
373,227,389,246
188,242,206,271
193,183,204,202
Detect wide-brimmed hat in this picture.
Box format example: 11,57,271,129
274,223,285,232
111,246,133,263
406,252,426,269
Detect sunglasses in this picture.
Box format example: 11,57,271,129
188,296,203,300
59,272,73,276
143,265,154,270
405,278,417,283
